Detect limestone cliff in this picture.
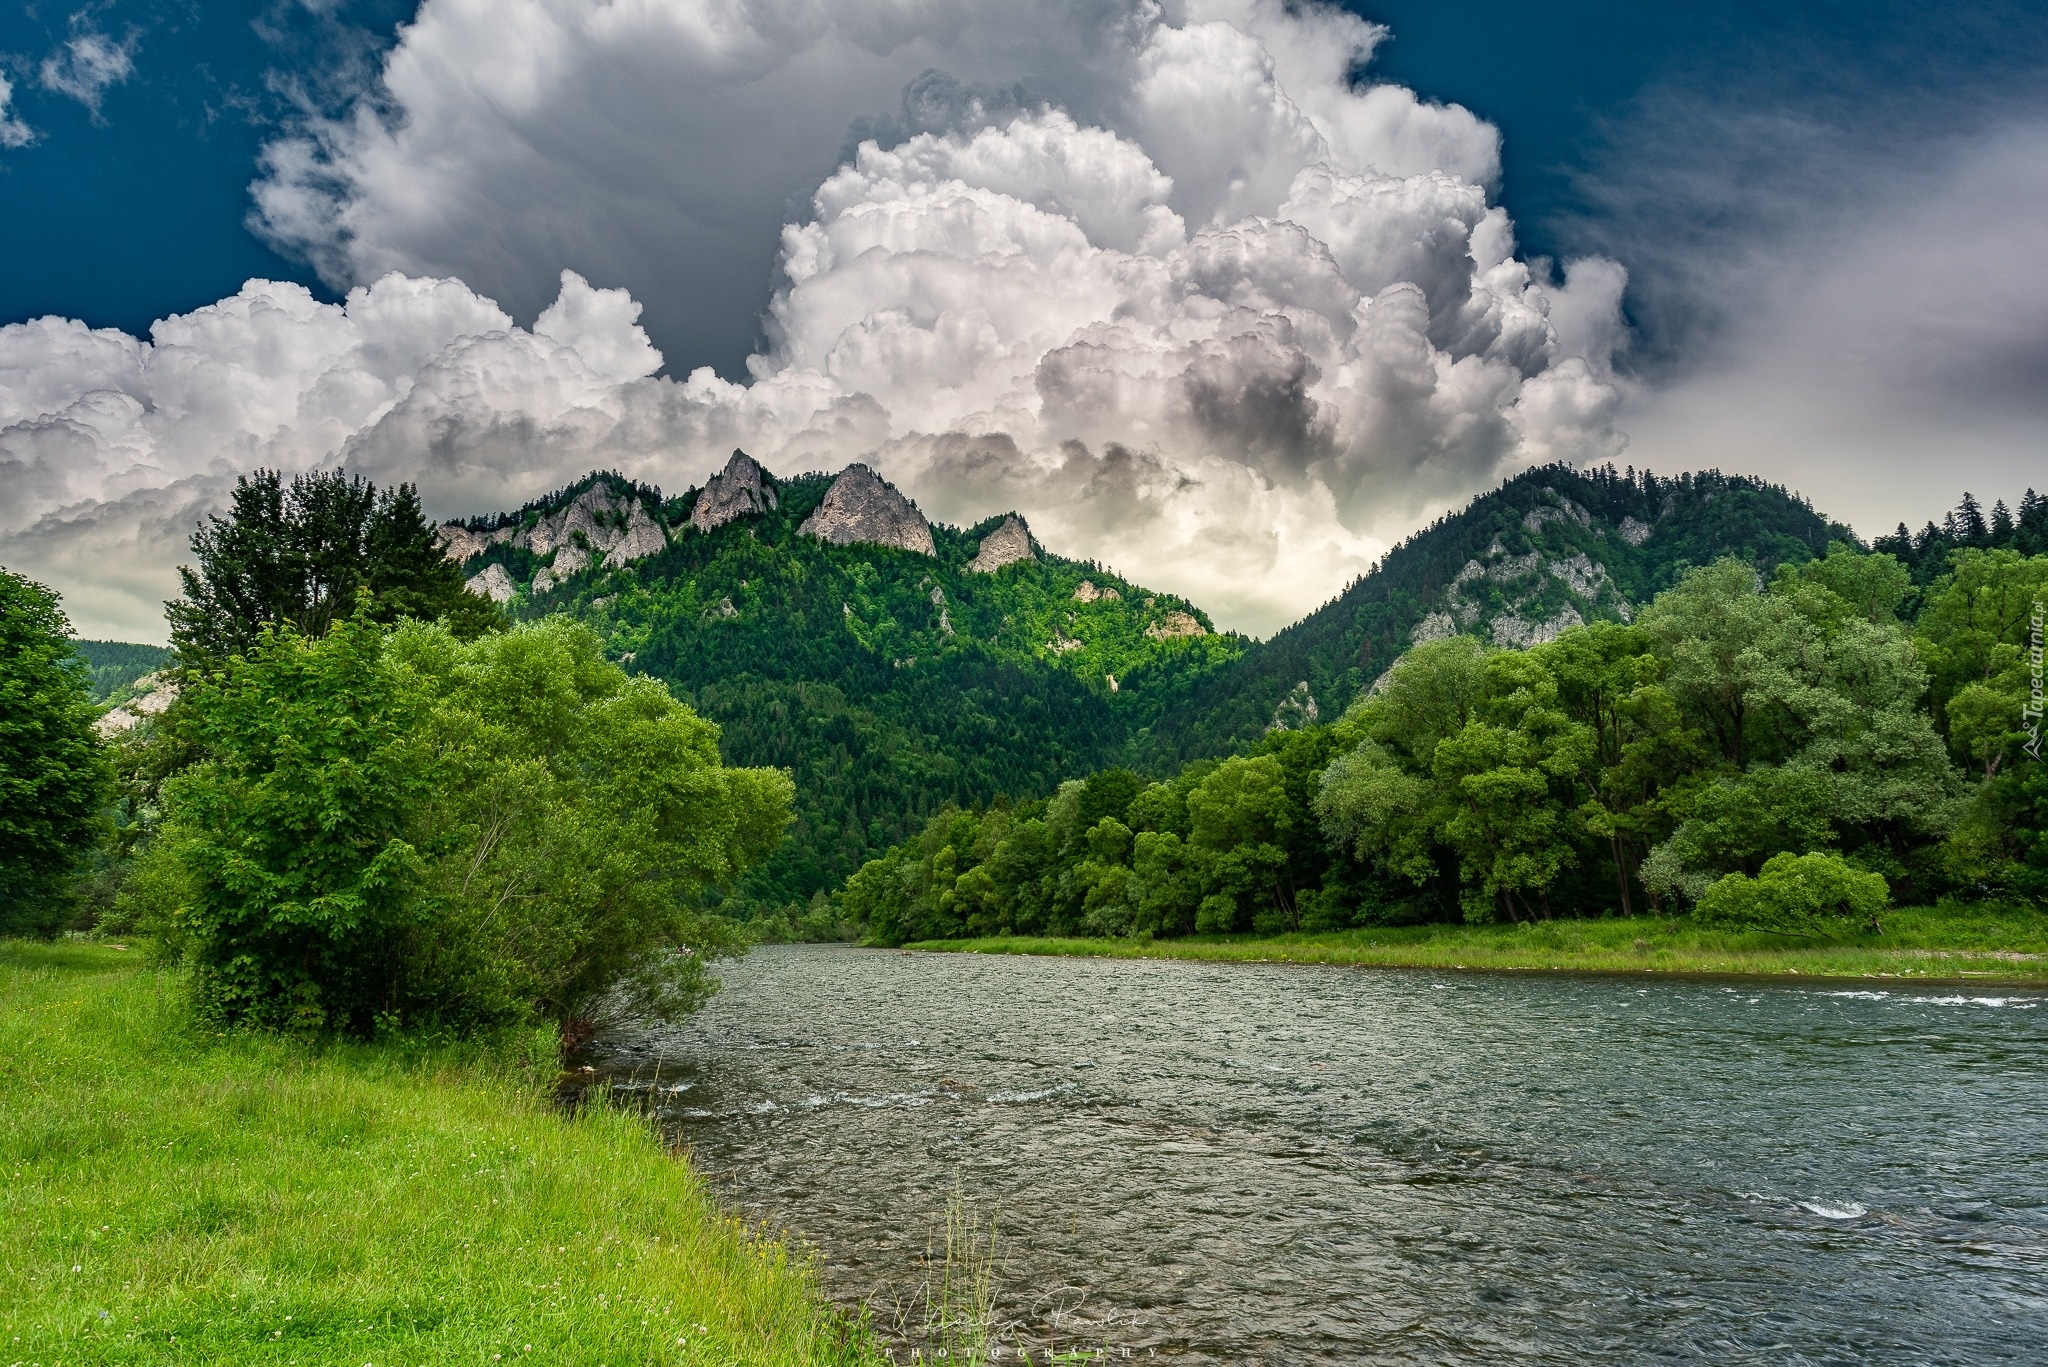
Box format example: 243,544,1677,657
466,563,515,604
967,514,1035,573
438,482,669,598
691,450,778,534
798,465,935,556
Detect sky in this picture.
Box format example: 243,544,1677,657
3,0,2046,642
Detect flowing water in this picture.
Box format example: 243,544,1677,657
589,945,2048,1363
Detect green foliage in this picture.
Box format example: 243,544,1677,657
1873,486,2048,583
167,468,502,667
843,541,2041,943
150,609,789,1037
476,465,1242,910
1694,852,1890,935
69,639,171,703
1143,463,1856,767
0,570,112,935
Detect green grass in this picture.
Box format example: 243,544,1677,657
907,904,2048,982
0,942,879,1367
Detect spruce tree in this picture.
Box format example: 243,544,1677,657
168,469,501,666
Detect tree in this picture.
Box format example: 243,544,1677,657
0,571,112,936
167,469,501,666
150,609,791,1037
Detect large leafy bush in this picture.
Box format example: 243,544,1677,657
151,610,790,1036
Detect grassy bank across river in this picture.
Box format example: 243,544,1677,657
907,905,2048,983
0,942,877,1366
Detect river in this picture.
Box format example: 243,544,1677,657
588,944,2048,1363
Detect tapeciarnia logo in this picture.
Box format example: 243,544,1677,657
2026,600,2045,762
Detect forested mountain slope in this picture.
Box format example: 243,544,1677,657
433,454,1240,909
432,457,1872,913
1139,465,1858,767
69,640,171,704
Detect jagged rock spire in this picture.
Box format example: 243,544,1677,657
797,464,935,556
691,449,779,534
967,514,1035,573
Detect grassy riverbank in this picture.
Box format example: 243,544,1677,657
907,904,2048,982
0,941,877,1366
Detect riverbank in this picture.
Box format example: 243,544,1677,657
906,904,2048,981
0,941,878,1366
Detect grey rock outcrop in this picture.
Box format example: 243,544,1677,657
436,524,490,563
691,450,778,534
1490,605,1585,649
466,563,515,603
798,464,934,556
1268,681,1321,732
602,503,666,568
967,514,1035,573
1145,610,1208,639
1619,516,1653,546
1073,579,1121,603
514,484,664,564
96,673,178,738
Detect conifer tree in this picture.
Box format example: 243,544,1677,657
167,469,501,666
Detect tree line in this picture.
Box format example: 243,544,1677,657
839,544,2048,944
2,468,789,1044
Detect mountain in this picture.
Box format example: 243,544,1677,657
433,453,1241,910
433,457,1861,913
1135,464,1859,767
70,640,171,704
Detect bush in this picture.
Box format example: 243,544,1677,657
1694,852,1890,936
152,609,791,1038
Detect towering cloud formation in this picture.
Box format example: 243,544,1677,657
1,0,1626,639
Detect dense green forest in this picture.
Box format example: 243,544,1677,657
839,543,2048,945
452,460,1240,910
53,458,2044,948
1135,465,1867,768
70,640,170,703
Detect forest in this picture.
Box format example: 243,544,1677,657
837,541,2048,945
464,464,1241,909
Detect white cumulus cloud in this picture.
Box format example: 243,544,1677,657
39,19,137,114
0,74,35,148
2,0,1625,641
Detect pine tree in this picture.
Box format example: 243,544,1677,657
2018,489,2048,555
168,469,502,666
1991,499,2014,542
1955,492,1989,544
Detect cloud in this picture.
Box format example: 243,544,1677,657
248,0,1501,379
1590,112,2048,540
5,0,1624,641
0,74,35,148
39,18,137,115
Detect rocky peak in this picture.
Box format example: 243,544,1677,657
466,563,515,604
691,449,779,534
435,522,514,564
96,672,178,738
967,514,1035,573
1145,610,1208,640
798,464,934,556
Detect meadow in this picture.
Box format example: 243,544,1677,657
0,942,879,1367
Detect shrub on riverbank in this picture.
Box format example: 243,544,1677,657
0,941,879,1366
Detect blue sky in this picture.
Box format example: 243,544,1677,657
4,0,2047,640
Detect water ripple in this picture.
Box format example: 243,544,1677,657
593,945,2048,1364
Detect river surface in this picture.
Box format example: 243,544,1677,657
589,945,2048,1364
